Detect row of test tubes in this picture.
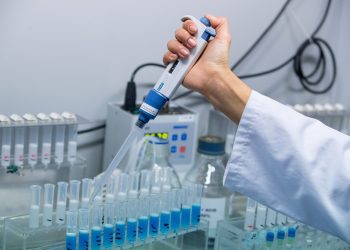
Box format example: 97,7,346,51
242,199,350,250
29,168,203,250
0,112,78,169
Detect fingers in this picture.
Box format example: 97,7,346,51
205,14,231,42
163,51,178,65
167,39,190,58
182,20,198,35
175,28,197,48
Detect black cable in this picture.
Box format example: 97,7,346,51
130,63,165,82
78,124,106,134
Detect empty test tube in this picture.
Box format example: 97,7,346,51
127,171,139,245
181,186,191,231
79,208,90,250
81,178,92,209
37,113,52,166
43,183,55,227
69,180,81,212
66,211,78,250
10,114,25,168
149,169,161,239
0,115,11,168
29,185,41,228
62,112,78,164
114,173,128,247
244,198,257,231
161,166,172,192
50,112,65,165
91,204,103,250
171,188,181,234
138,170,150,242
56,181,68,224
103,202,115,249
191,183,203,227
23,114,39,167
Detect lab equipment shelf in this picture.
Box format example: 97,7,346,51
3,214,209,250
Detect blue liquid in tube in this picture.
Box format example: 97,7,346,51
181,206,191,230
138,216,149,241
91,227,102,250
150,213,159,238
78,230,89,250
66,233,77,250
160,211,170,236
171,209,181,233
115,221,125,247
191,204,201,226
103,224,114,249
127,218,137,244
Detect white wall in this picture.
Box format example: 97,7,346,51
0,0,349,176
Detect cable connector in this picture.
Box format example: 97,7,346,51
123,81,136,111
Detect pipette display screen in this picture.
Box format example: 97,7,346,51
144,132,168,140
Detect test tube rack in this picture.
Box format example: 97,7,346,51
0,112,87,171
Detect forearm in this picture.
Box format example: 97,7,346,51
203,68,252,124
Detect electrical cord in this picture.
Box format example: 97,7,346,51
78,124,106,134
130,63,165,83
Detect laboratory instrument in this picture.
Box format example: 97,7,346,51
184,135,233,241
29,185,41,229
42,183,55,227
37,113,53,166
56,181,68,224
0,114,11,168
66,210,78,250
10,114,25,168
91,203,103,250
62,112,78,164
23,113,39,167
50,112,65,165
69,180,81,212
78,208,90,250
81,178,92,209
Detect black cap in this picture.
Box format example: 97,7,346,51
197,135,225,155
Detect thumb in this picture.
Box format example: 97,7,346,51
205,14,231,42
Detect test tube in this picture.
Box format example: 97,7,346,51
276,228,286,249
29,185,41,228
190,183,203,227
149,169,161,239
276,212,287,227
114,173,128,248
66,211,78,250
266,208,277,228
91,204,103,250
37,113,52,166
286,227,296,248
56,181,68,224
181,186,191,231
170,188,181,234
106,175,116,204
62,112,78,164
103,202,115,249
0,115,11,168
93,175,103,205
81,178,92,209
50,112,65,165
10,114,25,168
43,183,55,227
127,171,139,245
244,198,257,231
255,203,267,229
78,208,90,250
69,180,81,212
265,231,274,249
161,166,172,192
160,188,171,236
138,170,150,242
23,114,39,167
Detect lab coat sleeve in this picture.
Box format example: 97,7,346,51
224,90,350,242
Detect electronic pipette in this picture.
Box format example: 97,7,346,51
91,15,216,200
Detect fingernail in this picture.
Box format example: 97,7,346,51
187,38,196,47
180,48,189,57
170,54,177,60
189,25,197,33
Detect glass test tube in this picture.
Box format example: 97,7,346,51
149,169,161,239
181,186,191,231
114,173,128,247
79,208,90,250
103,202,115,249
276,229,286,249
0,115,11,168
29,185,41,228
81,178,92,209
50,113,65,165
37,113,52,166
91,204,103,250
56,181,68,224
66,211,78,250
191,183,203,227
161,166,172,192
10,114,25,167
255,203,267,229
127,172,139,245
69,180,80,212
106,175,116,203
62,112,78,164
244,198,257,231
286,227,296,248
170,188,181,234
265,231,274,249
138,170,150,242
23,114,39,167
277,212,287,227
160,188,171,236
266,208,277,228
43,183,55,227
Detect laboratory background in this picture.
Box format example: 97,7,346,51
0,0,349,249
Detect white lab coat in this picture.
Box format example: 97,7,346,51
224,90,350,243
